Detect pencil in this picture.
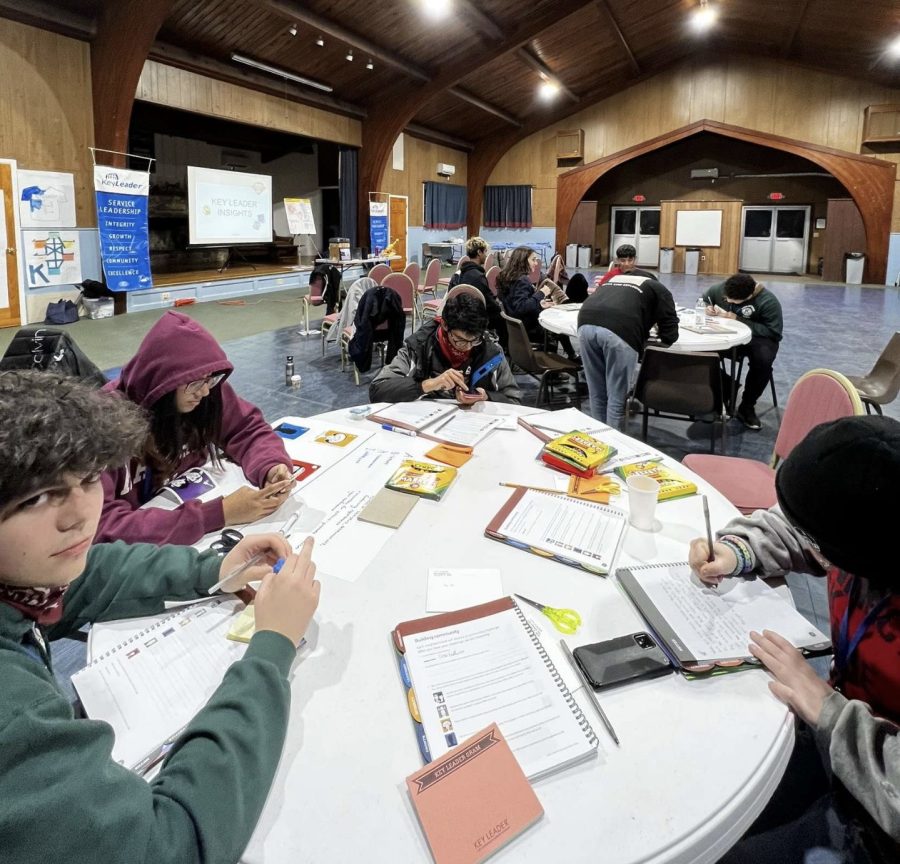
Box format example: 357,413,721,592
499,482,565,495
560,639,620,746
702,494,715,563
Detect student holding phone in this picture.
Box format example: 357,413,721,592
97,312,295,546
369,288,521,405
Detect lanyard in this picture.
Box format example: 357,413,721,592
834,575,890,680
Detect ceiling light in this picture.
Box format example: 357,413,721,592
538,79,561,101
888,35,900,59
230,53,333,92
422,0,452,20
366,59,374,70
346,49,354,62
288,24,297,36
691,0,718,31
315,36,325,47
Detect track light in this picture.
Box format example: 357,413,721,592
288,24,297,36
346,49,354,61
230,53,333,92
888,35,900,59
315,36,325,47
422,0,451,19
538,77,560,101
366,59,374,70
691,0,718,31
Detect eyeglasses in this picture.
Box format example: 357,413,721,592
185,372,226,395
447,330,483,348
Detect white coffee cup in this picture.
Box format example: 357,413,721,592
290,374,302,389
626,474,659,530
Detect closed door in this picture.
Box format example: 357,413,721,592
389,195,408,271
610,206,660,267
740,206,810,274
0,163,22,328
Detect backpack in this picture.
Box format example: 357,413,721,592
0,326,107,387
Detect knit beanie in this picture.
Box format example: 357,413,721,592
775,415,900,585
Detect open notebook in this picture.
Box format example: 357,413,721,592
392,597,598,781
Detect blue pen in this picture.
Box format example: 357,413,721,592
381,424,417,437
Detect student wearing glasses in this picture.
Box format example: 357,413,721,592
96,311,295,545
688,415,900,863
369,287,521,405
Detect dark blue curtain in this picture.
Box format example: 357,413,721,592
339,147,358,246
423,181,467,230
483,185,532,228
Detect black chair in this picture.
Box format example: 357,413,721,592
629,347,727,453
724,354,778,414
501,311,581,409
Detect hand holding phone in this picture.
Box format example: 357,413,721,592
573,632,673,690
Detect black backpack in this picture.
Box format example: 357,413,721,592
0,326,107,388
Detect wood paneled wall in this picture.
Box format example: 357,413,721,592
659,200,742,275
0,19,95,224
379,134,468,224
489,56,900,230
136,61,362,148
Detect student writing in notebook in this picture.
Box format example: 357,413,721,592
97,311,296,546
0,371,321,864
687,416,900,863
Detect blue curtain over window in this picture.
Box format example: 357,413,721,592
423,181,467,230
339,147,358,246
483,185,532,228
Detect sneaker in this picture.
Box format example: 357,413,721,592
736,404,761,430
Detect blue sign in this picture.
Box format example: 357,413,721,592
369,201,389,255
93,166,153,291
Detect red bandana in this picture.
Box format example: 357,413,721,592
0,583,68,626
434,318,472,369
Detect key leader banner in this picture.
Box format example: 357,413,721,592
94,166,153,291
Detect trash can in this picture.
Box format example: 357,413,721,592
684,247,701,276
577,245,592,268
565,243,579,269
845,252,865,285
659,247,674,274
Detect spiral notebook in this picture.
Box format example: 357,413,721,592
392,597,598,781
72,597,246,771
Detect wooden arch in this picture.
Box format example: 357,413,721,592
555,119,896,283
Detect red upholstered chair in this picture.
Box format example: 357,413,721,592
437,255,469,291
486,265,500,297
403,261,420,288
682,369,865,514
418,257,442,301
300,276,325,335
381,271,417,331
368,263,391,284
484,252,496,272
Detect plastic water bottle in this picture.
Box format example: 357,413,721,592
285,355,295,386
694,297,705,326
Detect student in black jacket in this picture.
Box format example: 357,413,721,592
448,236,506,348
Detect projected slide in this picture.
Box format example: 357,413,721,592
187,166,273,245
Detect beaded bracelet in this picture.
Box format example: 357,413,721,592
718,534,756,577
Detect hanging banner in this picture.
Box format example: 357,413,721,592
369,200,388,255
94,166,153,291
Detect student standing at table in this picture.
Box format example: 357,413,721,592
704,273,783,431
0,371,321,864
370,288,520,404
689,416,900,863
97,311,295,546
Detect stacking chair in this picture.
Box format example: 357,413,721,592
437,255,469,292
403,261,420,290
416,257,442,314
501,310,581,409
845,331,900,415
484,252,496,271
629,348,727,453
724,354,778,414
486,265,500,297
300,276,325,335
382,271,417,331
682,369,864,513
368,263,391,284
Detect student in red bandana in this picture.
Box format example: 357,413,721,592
369,286,521,404
0,371,320,864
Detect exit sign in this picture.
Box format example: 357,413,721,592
768,192,785,200
632,194,646,203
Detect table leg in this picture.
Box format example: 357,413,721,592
728,347,738,415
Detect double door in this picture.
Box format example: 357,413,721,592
609,207,660,268
740,206,810,274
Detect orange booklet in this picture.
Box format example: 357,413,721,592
406,723,543,864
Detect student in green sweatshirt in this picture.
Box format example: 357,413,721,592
704,273,783,431
0,370,321,864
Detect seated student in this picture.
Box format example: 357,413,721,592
369,288,520,405
0,370,320,864
563,272,590,303
704,273,783,431
688,415,900,863
97,311,295,546
448,236,506,347
594,244,657,289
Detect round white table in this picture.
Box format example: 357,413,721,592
235,403,793,864
539,304,753,353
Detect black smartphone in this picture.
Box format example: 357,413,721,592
273,423,308,440
573,632,673,690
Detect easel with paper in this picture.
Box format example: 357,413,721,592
283,197,317,259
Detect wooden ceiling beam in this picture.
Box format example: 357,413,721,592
448,87,522,126
452,0,505,42
253,0,430,82
781,0,813,58
0,0,96,40
594,0,640,75
516,47,579,103
404,124,474,152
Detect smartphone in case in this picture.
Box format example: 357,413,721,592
573,632,673,690
273,423,308,439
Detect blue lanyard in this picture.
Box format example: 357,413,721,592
834,575,889,680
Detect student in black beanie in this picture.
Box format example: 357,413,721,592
688,415,900,863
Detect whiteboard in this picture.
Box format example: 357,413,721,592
675,210,722,247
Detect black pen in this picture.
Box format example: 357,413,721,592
560,639,620,747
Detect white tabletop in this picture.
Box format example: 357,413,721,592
233,404,792,864
315,256,402,266
540,305,753,353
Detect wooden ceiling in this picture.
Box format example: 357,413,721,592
4,0,900,149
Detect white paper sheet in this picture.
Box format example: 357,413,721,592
371,401,457,430
426,568,504,612
427,411,504,447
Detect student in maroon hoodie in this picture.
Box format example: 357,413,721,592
96,312,294,545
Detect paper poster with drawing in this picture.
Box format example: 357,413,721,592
21,230,83,288
17,170,77,228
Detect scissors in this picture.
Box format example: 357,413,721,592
210,528,243,555
515,594,582,635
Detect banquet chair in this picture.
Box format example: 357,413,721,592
484,252,496,272
501,310,581,409
417,257,442,315
845,331,900,415
368,263,391,284
382,271,417,331
438,255,469,292
403,261,420,290
629,348,727,454
682,368,864,513
300,276,325,335
486,265,500,297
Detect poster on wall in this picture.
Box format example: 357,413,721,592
17,169,77,228
94,166,153,291
22,229,83,288
284,197,316,235
369,201,389,255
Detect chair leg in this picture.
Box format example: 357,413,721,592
641,407,649,441
769,371,777,408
